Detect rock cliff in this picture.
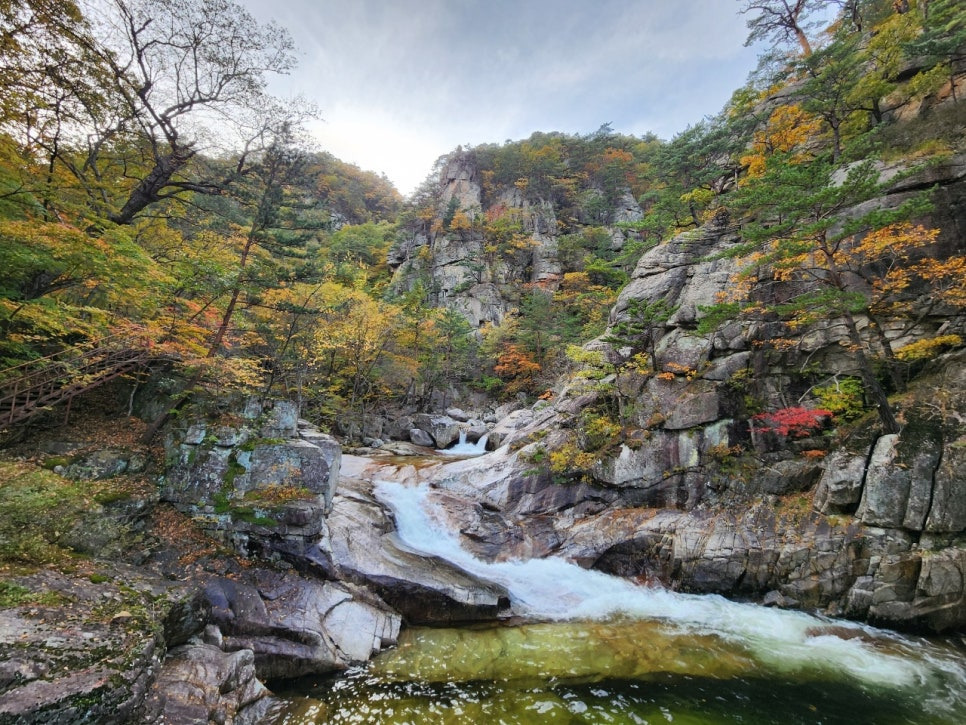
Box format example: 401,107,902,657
400,153,966,633
388,150,642,328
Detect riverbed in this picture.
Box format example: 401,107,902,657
269,475,966,724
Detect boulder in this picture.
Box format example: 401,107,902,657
204,572,400,680
446,407,471,422
318,476,510,623
412,414,461,449
64,448,147,480
141,644,270,725
408,428,436,448
385,415,415,441
162,419,341,514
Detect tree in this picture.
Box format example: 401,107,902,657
0,1,113,217
907,0,966,102
724,152,941,433
739,0,822,56
18,0,303,224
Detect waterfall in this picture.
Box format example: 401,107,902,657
373,480,966,709
438,431,488,455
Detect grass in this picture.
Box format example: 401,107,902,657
0,460,90,566
0,580,65,608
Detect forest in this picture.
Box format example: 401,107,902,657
0,0,963,443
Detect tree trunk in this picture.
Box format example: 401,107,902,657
109,150,192,225
842,311,900,433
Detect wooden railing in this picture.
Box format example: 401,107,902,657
0,330,156,428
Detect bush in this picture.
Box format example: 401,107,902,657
813,378,865,420
752,407,833,438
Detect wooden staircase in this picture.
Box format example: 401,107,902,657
0,331,156,428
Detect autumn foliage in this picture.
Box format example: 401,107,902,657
753,407,833,438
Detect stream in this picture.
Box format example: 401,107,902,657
272,473,966,724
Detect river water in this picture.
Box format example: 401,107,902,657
273,478,966,724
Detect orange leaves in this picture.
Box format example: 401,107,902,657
741,104,822,180
449,209,472,232
494,344,542,394
853,223,938,261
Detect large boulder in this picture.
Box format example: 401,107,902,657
203,572,400,680
317,469,510,624
141,644,270,725
412,414,461,449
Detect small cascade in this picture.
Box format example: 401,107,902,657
438,431,488,456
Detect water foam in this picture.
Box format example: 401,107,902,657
374,479,966,707
437,431,489,456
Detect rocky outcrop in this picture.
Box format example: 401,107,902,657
0,567,176,725
141,644,271,725
201,571,400,679
315,462,511,623
160,400,341,562
388,150,643,327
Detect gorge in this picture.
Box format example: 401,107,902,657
1,1,966,722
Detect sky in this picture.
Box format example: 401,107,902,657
237,0,763,196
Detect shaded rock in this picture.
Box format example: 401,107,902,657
925,435,966,533
385,415,415,441
762,590,799,608
141,644,270,725
64,448,145,480
858,425,943,530
408,428,435,448
755,459,823,496
814,450,868,514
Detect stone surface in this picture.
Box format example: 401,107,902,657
408,427,436,448
925,435,966,533
858,427,943,530
64,448,146,480
204,572,401,680
318,469,510,623
412,414,461,449
141,644,270,725
0,568,177,725
814,450,868,514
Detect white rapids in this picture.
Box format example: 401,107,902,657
374,479,966,714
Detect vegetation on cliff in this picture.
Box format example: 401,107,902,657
0,0,962,441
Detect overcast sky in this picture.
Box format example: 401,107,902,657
237,0,762,195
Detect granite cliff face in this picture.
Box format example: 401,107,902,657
399,153,966,633
388,150,643,328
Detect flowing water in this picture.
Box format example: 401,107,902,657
273,479,966,724
438,431,489,456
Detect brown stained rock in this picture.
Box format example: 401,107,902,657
141,644,270,725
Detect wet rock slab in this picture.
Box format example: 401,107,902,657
319,468,510,624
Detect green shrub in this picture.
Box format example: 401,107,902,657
814,378,866,420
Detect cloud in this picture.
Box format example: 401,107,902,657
240,0,761,194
